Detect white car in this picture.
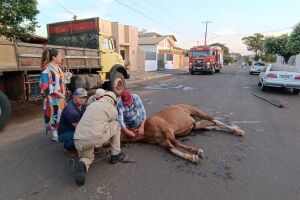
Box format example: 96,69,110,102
249,61,266,75
258,63,300,94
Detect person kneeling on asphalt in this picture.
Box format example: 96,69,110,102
117,90,146,139
73,91,125,186
58,88,88,154
87,88,105,105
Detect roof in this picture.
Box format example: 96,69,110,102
138,36,170,45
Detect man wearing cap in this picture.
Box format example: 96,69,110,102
87,88,105,105
117,90,146,138
58,88,88,152
73,91,125,186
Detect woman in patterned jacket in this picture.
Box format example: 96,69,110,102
40,48,66,141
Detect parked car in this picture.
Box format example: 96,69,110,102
258,63,300,94
249,61,266,74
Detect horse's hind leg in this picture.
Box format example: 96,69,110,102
159,139,199,163
171,139,204,159
193,119,245,137
212,119,245,136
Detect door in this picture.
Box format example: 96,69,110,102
157,53,165,70
99,35,116,73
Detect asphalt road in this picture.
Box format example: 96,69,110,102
1,65,300,200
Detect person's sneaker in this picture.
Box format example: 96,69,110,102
51,131,59,142
63,148,78,157
110,152,125,164
74,160,86,186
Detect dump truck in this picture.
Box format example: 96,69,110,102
0,17,129,129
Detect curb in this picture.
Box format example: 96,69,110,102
127,73,173,84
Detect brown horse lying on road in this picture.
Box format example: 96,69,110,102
121,104,245,163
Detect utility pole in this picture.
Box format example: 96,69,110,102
202,21,212,46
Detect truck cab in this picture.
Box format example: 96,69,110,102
47,17,130,95
189,46,223,75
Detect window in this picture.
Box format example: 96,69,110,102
253,62,265,66
190,51,211,57
145,51,156,60
102,38,113,50
166,54,173,61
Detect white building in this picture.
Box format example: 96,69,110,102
138,32,187,71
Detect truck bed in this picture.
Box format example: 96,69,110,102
0,41,101,72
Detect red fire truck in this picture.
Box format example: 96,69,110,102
189,46,223,75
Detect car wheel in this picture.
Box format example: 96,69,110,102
249,71,252,75
293,89,300,95
258,81,262,86
190,71,195,75
261,84,267,91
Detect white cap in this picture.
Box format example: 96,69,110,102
94,89,105,98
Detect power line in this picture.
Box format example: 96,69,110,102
54,0,77,20
114,0,182,36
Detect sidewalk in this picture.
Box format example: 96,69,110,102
127,67,189,84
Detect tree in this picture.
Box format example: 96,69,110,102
289,22,300,55
242,33,264,61
264,34,293,63
0,0,39,40
261,54,276,63
223,55,234,65
209,43,229,55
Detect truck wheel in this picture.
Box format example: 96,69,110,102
0,92,11,130
110,72,126,96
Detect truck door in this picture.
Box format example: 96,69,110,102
99,35,116,73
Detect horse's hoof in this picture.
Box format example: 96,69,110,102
233,126,245,137
198,149,204,159
191,155,199,164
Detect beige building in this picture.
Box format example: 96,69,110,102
138,32,188,71
98,19,139,71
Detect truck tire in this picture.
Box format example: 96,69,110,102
110,72,126,96
67,74,101,92
0,92,11,130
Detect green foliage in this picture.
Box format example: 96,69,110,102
0,0,39,40
209,43,229,55
223,55,234,65
261,54,276,63
242,55,250,63
242,33,265,61
289,22,300,55
264,34,293,63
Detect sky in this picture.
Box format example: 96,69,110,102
36,0,300,55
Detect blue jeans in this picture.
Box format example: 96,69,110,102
58,130,75,150
125,118,142,129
